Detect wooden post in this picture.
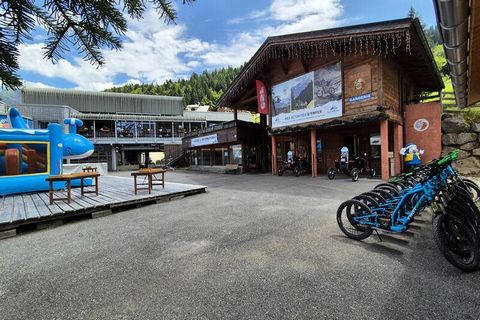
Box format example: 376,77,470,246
310,129,317,177
271,135,277,175
380,120,389,180
393,123,403,175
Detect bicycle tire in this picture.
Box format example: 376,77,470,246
432,213,479,272
337,199,373,240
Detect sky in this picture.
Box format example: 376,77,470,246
18,0,438,91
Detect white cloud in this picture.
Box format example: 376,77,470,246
22,80,55,89
18,0,345,89
19,10,211,90
196,0,344,67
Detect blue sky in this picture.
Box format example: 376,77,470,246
18,0,438,91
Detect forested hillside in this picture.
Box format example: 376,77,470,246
105,8,449,110
105,67,241,109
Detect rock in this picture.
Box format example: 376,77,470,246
442,132,477,145
473,123,480,133
473,148,480,157
442,116,468,133
453,157,480,176
441,146,457,156
459,142,478,151
442,113,454,120
457,149,472,160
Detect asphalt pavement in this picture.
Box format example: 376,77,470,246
0,170,478,319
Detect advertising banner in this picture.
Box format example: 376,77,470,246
191,134,218,147
271,61,342,128
256,80,268,115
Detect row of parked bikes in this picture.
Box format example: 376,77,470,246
336,149,480,271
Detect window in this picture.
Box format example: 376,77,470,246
370,133,381,158
0,142,49,176
229,145,242,165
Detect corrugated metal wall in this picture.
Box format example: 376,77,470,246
22,88,184,116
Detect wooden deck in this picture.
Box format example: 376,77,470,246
0,176,206,236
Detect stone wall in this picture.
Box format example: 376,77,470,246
442,114,480,176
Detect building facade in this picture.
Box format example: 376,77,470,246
3,88,251,171
217,18,444,179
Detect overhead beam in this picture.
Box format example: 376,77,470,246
280,57,290,75
300,56,309,73
238,95,258,106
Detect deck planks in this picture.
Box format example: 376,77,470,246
22,194,40,220
0,176,206,231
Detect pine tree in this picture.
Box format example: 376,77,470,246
104,66,242,108
0,0,195,89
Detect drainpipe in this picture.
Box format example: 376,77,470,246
434,0,470,108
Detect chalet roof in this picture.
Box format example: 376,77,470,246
217,18,443,111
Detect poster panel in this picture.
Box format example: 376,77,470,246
191,134,218,147
271,62,342,128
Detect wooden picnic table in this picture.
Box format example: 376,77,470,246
46,172,100,205
131,168,166,195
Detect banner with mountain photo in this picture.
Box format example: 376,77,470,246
271,61,342,128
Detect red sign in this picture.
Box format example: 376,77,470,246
256,80,268,114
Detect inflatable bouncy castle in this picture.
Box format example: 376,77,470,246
0,107,94,196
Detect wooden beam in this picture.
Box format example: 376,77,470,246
238,95,257,105
236,86,257,103
300,56,309,73
280,57,290,76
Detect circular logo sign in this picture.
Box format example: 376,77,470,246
413,118,429,132
354,78,364,90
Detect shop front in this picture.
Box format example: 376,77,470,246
183,120,269,173
217,18,444,179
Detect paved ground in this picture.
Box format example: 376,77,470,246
0,170,479,319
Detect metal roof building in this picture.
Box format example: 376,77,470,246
21,88,184,115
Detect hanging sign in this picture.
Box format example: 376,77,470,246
256,80,268,115
191,134,218,147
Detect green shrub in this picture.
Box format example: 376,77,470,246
463,108,480,125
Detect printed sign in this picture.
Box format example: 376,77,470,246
370,134,381,145
413,118,430,132
271,61,342,128
348,93,372,104
191,134,218,147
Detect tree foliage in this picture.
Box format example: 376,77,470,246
105,66,242,109
0,0,195,89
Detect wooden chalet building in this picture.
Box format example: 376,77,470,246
214,18,444,179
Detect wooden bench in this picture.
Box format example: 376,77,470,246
225,164,240,174
131,168,166,195
46,172,100,205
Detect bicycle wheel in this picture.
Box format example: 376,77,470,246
360,192,386,205
432,213,479,272
353,194,379,207
293,166,301,177
462,179,480,202
351,168,359,182
327,167,336,180
337,199,373,240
